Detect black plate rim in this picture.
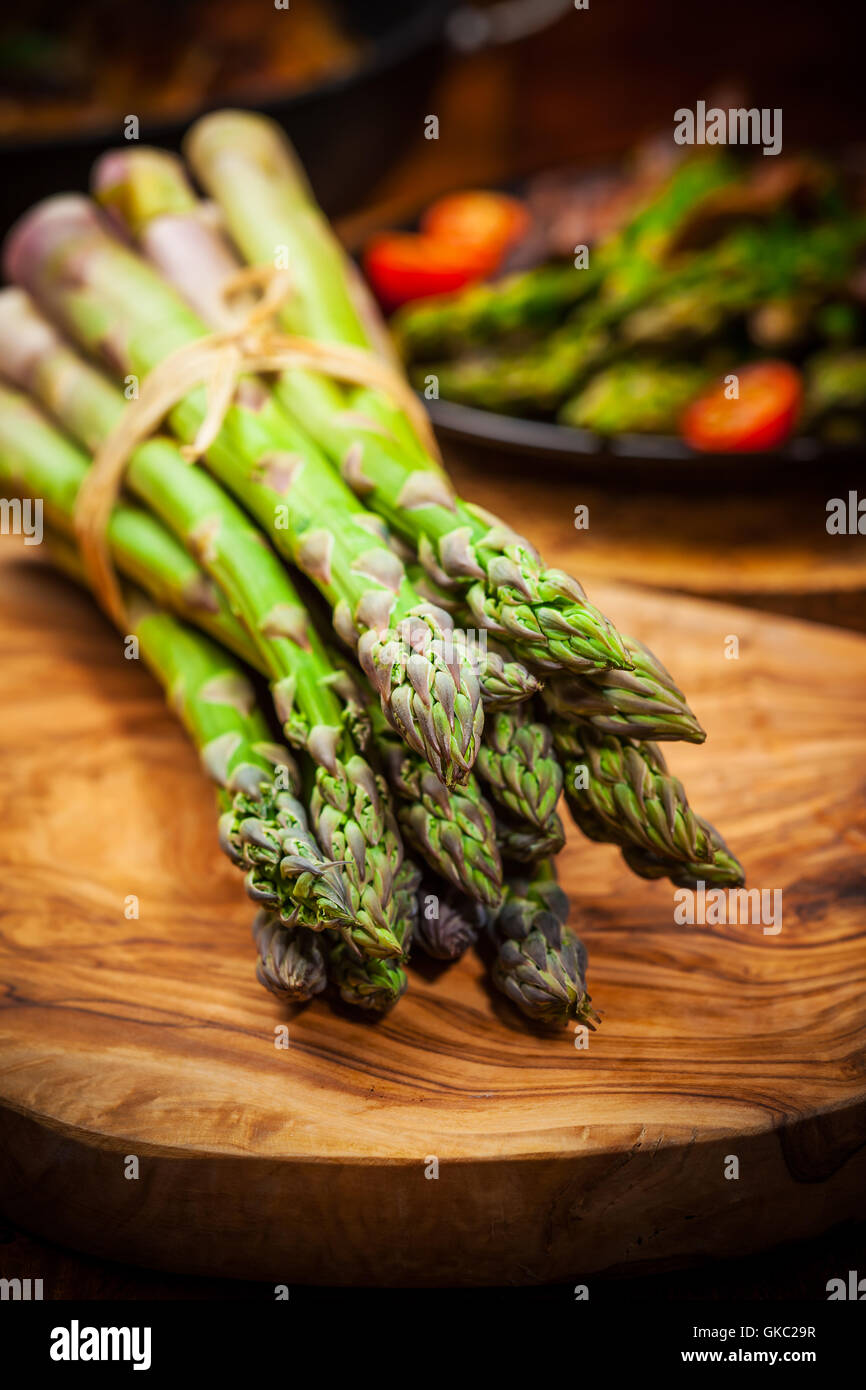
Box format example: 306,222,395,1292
423,395,850,470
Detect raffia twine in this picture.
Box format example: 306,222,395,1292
73,265,440,628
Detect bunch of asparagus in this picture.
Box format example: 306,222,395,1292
394,154,866,435
0,111,743,1027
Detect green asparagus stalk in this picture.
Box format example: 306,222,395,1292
0,349,255,665
252,911,328,1002
129,596,341,922
126,597,352,933
392,155,738,360
554,722,744,887
543,635,707,743
48,524,408,1010
407,553,706,744
491,861,596,1028
47,529,340,1000
393,262,593,360
3,196,484,789
803,348,866,426
322,645,504,907
48,515,425,1011
392,857,423,956
469,640,542,706
423,213,866,415
37,529,356,942
417,328,610,418
476,703,566,863
558,359,712,433
407,545,569,858
402,556,541,705
369,694,504,908
327,860,420,1012
414,879,487,961
181,114,443,462
40,521,351,945
127,124,633,676
0,293,406,960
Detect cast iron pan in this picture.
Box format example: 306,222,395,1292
0,0,577,231
0,1,451,230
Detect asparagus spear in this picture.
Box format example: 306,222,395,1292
0,359,255,665
408,556,706,744
49,520,421,1011
406,548,717,880
554,722,744,887
372,699,504,908
402,556,541,705
48,531,342,1001
321,645,504,907
129,124,632,676
392,154,738,360
0,294,407,961
476,703,566,863
425,213,866,415
393,563,567,863
43,524,351,948
327,860,420,1013
402,549,716,879
543,636,706,743
558,359,712,434
252,911,328,1002
418,329,610,418
125,597,352,934
181,113,443,462
393,262,592,360
414,879,487,961
490,860,596,1028
803,348,866,424
3,197,483,789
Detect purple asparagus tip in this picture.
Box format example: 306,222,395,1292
3,194,102,290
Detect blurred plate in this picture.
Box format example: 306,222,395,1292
397,159,863,474
423,394,845,476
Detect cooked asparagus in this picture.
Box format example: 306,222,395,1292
393,154,739,359
416,213,866,417
559,360,712,434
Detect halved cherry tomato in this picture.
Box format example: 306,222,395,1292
421,190,531,261
681,362,803,453
363,233,494,310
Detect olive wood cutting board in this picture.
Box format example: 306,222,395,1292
0,549,864,1287
446,450,866,599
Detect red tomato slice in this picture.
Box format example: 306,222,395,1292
681,362,803,453
363,233,494,310
421,191,531,259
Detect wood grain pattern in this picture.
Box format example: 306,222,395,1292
0,547,864,1286
446,450,866,597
